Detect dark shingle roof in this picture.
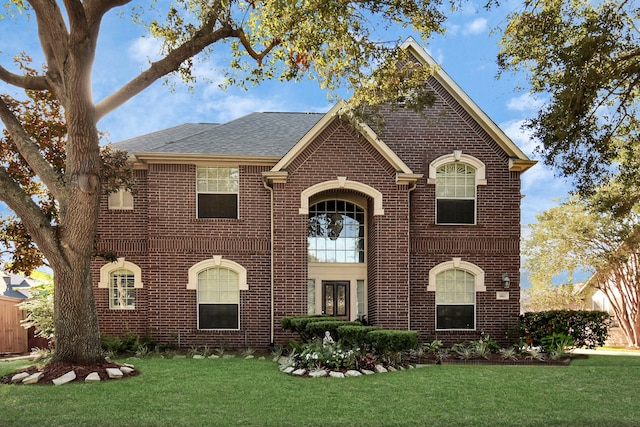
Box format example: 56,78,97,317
115,112,325,157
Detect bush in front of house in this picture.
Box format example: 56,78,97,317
281,315,330,342
305,320,361,341
337,325,382,350
365,329,419,354
519,310,612,350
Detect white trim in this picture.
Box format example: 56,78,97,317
187,257,248,290
427,151,487,186
98,258,143,289
299,178,384,216
427,258,486,292
400,37,535,171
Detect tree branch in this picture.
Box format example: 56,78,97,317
95,24,235,120
0,96,67,201
0,166,60,265
0,66,50,90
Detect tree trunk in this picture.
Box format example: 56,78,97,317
52,260,104,363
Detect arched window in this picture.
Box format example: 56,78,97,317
187,257,247,330
98,259,143,310
428,259,485,330
428,151,486,225
436,163,476,224
308,200,365,263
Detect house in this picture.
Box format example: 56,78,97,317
92,38,535,349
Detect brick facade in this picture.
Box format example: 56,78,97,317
93,41,532,350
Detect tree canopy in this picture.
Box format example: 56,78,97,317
498,0,640,215
0,0,457,364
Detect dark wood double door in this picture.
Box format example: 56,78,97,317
323,280,349,319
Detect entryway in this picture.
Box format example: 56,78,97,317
323,281,349,318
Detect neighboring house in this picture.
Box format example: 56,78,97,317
93,38,535,349
0,271,38,354
1,271,37,299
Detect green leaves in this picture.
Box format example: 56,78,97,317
499,0,640,200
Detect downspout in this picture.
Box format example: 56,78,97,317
262,177,275,346
407,180,418,330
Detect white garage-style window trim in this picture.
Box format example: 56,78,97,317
427,151,486,225
187,256,248,330
428,258,485,331
98,258,143,310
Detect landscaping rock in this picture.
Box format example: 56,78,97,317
282,366,295,374
11,372,29,383
192,355,205,359
53,370,76,385
85,372,101,382
22,372,43,384
329,371,345,378
360,369,375,375
309,369,328,378
120,366,135,374
374,365,388,373
387,366,397,372
292,368,307,376
106,368,123,379
345,370,362,377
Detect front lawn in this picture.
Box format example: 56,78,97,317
1,355,639,427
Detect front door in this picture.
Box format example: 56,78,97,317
323,281,350,318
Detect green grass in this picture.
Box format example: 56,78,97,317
2,355,640,427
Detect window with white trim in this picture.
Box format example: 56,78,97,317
196,167,238,219
109,269,136,309
98,259,143,310
436,163,476,224
108,188,133,210
197,267,240,330
435,268,476,330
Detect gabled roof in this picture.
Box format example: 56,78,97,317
115,113,324,165
400,37,535,172
270,101,419,181
1,271,38,299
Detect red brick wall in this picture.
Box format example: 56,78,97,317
94,75,524,349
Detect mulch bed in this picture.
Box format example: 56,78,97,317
1,361,139,385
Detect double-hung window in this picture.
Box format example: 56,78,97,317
435,269,476,330
197,267,240,330
196,167,238,219
436,163,476,224
108,188,134,210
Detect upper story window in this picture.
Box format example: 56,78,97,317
436,163,476,224
428,151,486,225
108,188,133,210
308,200,365,263
196,167,238,219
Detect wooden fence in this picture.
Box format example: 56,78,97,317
0,296,27,355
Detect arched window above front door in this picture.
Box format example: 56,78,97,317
308,200,365,263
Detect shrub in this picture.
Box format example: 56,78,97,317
281,315,330,342
305,320,360,341
100,332,156,354
366,330,419,354
337,325,382,349
18,281,54,339
520,310,611,349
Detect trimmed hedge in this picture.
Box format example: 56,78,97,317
305,320,361,341
281,315,330,341
520,310,612,349
337,325,382,349
366,330,419,354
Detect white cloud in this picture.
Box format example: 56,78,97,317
506,93,546,112
501,119,538,156
198,94,285,123
463,18,488,35
128,36,163,66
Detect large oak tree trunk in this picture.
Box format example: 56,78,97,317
48,37,105,364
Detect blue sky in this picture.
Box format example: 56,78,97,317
0,2,574,282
